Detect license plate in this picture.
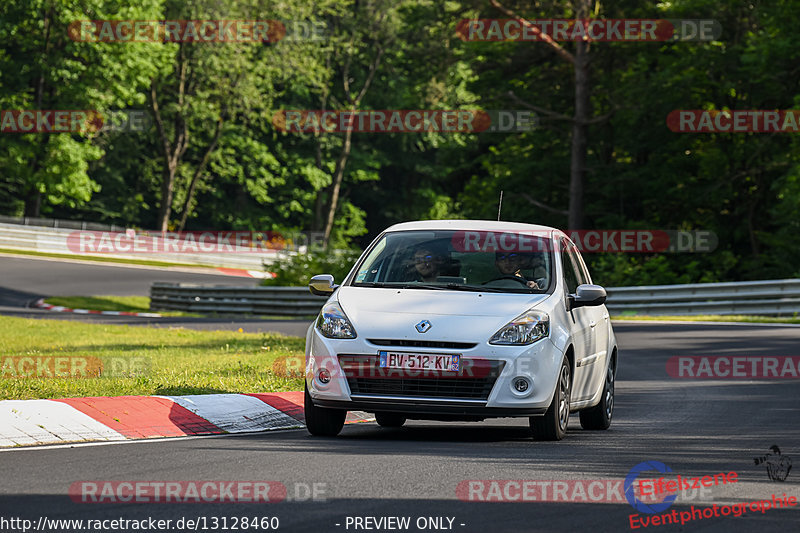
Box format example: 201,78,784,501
378,351,460,372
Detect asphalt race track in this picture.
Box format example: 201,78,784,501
1,322,799,532
0,255,312,335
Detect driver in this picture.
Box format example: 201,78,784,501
495,252,540,289
412,246,446,282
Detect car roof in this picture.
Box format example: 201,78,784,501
384,219,561,238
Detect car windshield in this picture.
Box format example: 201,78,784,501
350,229,553,293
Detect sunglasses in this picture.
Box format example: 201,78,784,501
414,255,436,264
497,253,519,261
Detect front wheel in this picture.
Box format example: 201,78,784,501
530,357,571,441
579,358,615,430
304,384,346,436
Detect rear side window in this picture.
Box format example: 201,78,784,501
560,241,579,294
570,246,593,285
567,245,589,286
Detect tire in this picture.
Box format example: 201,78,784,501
579,358,615,430
375,412,406,428
304,384,346,436
530,357,571,441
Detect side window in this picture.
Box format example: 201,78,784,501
560,241,579,294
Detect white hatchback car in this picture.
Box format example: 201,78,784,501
304,220,618,440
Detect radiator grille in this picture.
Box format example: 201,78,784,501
338,354,504,401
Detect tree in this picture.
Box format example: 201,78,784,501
0,0,166,217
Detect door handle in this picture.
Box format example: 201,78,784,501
590,321,597,328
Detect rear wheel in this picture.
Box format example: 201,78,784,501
530,357,571,441
304,384,346,436
375,412,406,428
579,357,615,430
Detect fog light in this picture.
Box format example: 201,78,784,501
513,377,530,393
318,369,331,384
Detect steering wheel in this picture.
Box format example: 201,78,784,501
482,275,531,286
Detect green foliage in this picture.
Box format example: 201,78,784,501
262,248,362,287
584,251,738,287
0,0,167,216
0,0,798,284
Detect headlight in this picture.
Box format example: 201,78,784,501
317,301,357,339
489,310,549,345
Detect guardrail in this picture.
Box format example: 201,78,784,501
0,222,277,270
150,283,324,316
150,279,800,317
605,278,800,316
0,214,123,231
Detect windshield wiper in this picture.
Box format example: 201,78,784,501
354,282,534,293
394,283,449,290
353,282,448,290
443,284,505,292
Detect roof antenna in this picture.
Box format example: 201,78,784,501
497,190,504,221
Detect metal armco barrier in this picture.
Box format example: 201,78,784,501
605,278,800,316
0,222,276,270
150,283,324,316
150,279,800,317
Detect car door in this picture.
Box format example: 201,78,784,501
569,245,609,400
560,239,594,401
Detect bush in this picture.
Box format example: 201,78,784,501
262,248,362,286
583,251,738,287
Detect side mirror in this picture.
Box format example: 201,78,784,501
568,284,607,310
309,274,338,296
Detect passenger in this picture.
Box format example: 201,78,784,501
521,252,547,280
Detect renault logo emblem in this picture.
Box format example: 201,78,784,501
415,320,432,333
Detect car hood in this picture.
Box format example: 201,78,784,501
335,286,551,342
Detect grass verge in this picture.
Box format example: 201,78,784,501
43,295,198,317
611,314,800,324
0,316,305,400
42,295,315,320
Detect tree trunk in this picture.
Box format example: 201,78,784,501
322,127,354,246
312,138,326,232
158,165,176,232
24,5,51,219
569,40,590,230
177,115,225,232
151,44,188,233
23,190,41,218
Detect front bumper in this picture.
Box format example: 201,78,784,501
305,324,564,417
